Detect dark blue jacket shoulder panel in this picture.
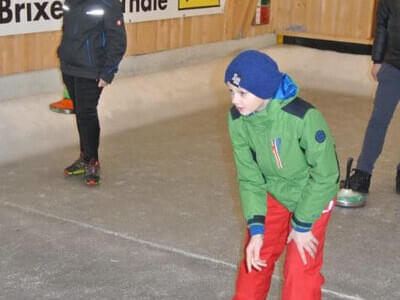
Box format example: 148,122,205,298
282,97,314,119
230,105,241,120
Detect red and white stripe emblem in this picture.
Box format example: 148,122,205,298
271,139,283,169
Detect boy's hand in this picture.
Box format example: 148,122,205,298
246,234,267,272
287,229,318,265
371,63,382,81
98,78,108,88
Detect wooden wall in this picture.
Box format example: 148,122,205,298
273,0,377,44
0,0,380,76
0,0,272,76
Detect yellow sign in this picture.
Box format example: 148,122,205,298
179,0,220,10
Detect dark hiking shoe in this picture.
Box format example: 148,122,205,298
64,154,85,176
349,169,371,194
84,159,101,186
396,165,400,194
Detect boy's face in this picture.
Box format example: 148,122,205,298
227,82,268,116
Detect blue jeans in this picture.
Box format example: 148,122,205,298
357,63,400,174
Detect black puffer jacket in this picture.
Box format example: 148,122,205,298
372,0,400,70
57,0,127,83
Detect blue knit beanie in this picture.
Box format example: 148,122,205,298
224,50,283,99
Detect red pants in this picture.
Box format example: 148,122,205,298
233,194,335,300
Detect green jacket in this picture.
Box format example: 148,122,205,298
228,93,339,234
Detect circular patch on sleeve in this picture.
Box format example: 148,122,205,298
315,130,326,143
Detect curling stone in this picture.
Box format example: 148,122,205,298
336,157,367,208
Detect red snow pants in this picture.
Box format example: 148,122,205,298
233,194,335,300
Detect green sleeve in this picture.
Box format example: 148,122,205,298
228,114,267,233
292,109,339,231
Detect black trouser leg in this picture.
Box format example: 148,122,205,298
62,74,83,154
62,73,103,162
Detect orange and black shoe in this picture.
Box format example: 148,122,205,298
84,159,101,186
64,154,85,176
49,98,74,114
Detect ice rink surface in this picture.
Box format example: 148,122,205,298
0,45,399,299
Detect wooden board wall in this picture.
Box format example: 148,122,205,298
0,0,380,76
273,0,377,44
0,0,271,76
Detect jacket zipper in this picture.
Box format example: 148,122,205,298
101,31,106,47
73,19,79,35
85,39,94,66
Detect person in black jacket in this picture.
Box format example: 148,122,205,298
58,0,126,185
349,0,400,194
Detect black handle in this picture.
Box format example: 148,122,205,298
344,157,353,189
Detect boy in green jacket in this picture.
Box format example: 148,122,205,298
225,50,339,300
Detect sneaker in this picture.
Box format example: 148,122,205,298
84,159,101,186
396,165,400,194
64,154,85,176
349,169,371,194
49,98,74,114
